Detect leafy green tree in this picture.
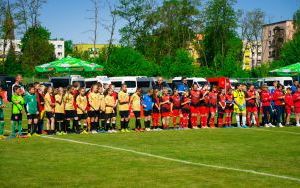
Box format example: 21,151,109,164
64,40,74,56
280,33,300,66
202,0,239,70
293,7,300,33
104,47,158,76
158,49,195,78
20,26,55,76
4,46,22,75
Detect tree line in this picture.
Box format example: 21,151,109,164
0,0,299,78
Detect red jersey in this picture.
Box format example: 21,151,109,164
36,91,45,112
170,95,181,109
112,91,118,102
225,93,234,109
273,89,284,106
160,95,171,111
199,90,209,106
152,96,160,113
208,91,218,107
285,94,294,107
218,94,226,108
190,90,200,106
293,91,300,108
246,90,256,106
260,90,272,107
181,96,190,110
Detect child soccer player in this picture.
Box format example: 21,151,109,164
233,84,247,128
119,84,130,132
55,87,65,135
199,85,209,128
170,89,181,129
284,88,294,126
190,84,201,129
208,86,218,128
273,85,285,127
181,91,191,129
0,86,6,139
11,86,25,137
24,85,39,136
98,84,106,132
104,88,116,133
160,88,171,129
152,89,161,130
260,85,273,127
76,88,88,134
246,85,259,127
293,86,300,127
218,89,226,127
44,87,55,135
130,88,142,132
88,84,100,133
64,86,80,133
225,88,234,127
142,89,154,131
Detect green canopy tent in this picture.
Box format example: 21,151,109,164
269,62,300,76
35,56,103,73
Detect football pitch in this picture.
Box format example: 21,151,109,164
1,127,300,187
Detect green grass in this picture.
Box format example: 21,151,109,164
1,127,300,187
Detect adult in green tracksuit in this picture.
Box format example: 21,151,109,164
0,89,6,139
11,86,25,137
24,85,39,136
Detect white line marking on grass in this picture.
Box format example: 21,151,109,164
244,128,300,135
42,136,300,183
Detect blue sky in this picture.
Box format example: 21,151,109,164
20,0,299,44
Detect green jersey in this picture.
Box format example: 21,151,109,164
24,93,38,115
11,94,25,114
0,97,4,119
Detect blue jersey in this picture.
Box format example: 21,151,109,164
142,94,154,111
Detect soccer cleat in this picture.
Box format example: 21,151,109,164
27,133,32,137
264,124,270,128
296,124,300,127
107,130,113,133
268,123,275,127
32,133,40,137
145,128,151,132
121,129,126,133
125,129,131,133
242,125,248,128
56,132,62,136
278,123,284,128
91,130,98,134
0,135,5,140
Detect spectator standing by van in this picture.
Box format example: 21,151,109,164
177,77,189,94
291,80,299,94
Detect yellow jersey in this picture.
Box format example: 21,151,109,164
118,91,129,111
233,90,246,113
55,94,64,113
64,93,75,111
105,95,115,114
44,93,54,112
130,93,141,111
76,95,88,114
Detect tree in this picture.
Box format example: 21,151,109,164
293,7,300,33
240,9,265,68
64,40,74,57
160,49,194,78
115,0,155,47
4,45,22,75
202,0,239,70
104,47,158,76
139,0,201,62
1,1,16,73
14,0,47,34
20,26,55,76
280,32,300,66
87,0,100,57
103,0,118,62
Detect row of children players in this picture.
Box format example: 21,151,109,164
2,81,300,138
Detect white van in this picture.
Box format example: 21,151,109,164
50,75,85,88
172,77,208,89
137,77,155,94
85,76,111,90
109,76,139,94
257,77,293,90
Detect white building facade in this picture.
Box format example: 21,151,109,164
0,39,65,59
